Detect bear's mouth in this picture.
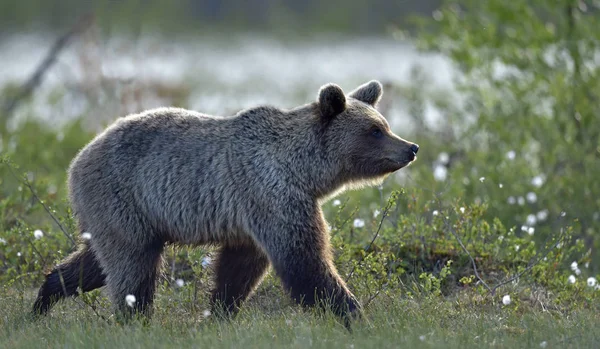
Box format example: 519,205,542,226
384,157,416,171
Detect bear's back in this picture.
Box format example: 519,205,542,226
67,108,248,244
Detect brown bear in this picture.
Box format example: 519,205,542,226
32,80,419,328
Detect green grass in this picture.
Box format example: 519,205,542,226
1,286,598,349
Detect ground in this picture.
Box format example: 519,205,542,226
1,286,598,349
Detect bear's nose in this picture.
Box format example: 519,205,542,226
410,144,419,154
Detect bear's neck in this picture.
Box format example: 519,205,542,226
276,117,345,200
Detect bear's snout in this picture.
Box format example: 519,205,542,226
410,144,419,154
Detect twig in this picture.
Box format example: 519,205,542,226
345,191,399,283
488,213,570,294
432,188,571,296
363,285,384,308
2,13,94,116
3,159,77,246
440,211,494,294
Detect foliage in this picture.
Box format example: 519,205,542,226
408,0,600,269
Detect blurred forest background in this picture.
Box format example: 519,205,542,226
1,1,599,337
0,0,442,34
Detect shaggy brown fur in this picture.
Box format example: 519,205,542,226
32,80,418,328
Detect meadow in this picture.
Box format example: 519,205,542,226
1,1,600,348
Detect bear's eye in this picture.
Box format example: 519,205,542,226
371,128,383,139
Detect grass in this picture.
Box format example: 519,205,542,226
1,285,598,349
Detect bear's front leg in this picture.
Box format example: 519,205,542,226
252,205,362,329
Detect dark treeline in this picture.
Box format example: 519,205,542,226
0,0,442,35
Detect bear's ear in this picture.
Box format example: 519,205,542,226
349,80,383,107
318,83,347,120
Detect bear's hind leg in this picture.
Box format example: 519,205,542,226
32,244,105,316
210,242,270,317
97,240,164,321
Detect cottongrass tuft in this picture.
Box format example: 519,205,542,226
33,229,44,240
203,309,211,318
587,277,597,287
353,218,365,228
526,214,537,226
433,165,448,182
81,232,92,240
202,256,212,268
570,261,578,271
502,295,511,305
568,275,576,284
125,294,136,307
175,279,185,288
531,175,545,188
332,199,341,207
526,192,538,203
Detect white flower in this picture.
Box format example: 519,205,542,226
175,279,185,288
202,256,212,268
517,197,525,206
33,229,44,240
515,245,520,252
419,335,426,341
125,294,136,307
502,295,511,305
575,268,582,276
527,227,535,235
499,183,503,188
432,210,439,216
526,214,537,226
536,210,549,221
508,196,516,205
560,211,566,217
203,309,211,317
81,232,92,240
438,152,449,164
531,175,545,188
17,252,22,257
571,261,578,271
332,199,341,207
433,165,448,182
373,209,380,218
585,262,590,269
459,207,465,214
506,150,516,160
479,177,485,183
587,277,597,287
353,218,365,228
540,341,547,348
498,235,504,241
568,275,576,284
0,238,6,245
526,192,537,203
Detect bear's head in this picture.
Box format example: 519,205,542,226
317,80,419,186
